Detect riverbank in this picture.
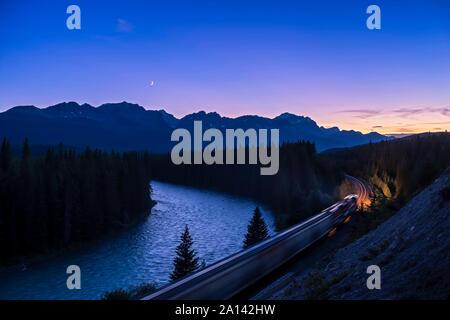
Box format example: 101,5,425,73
0,199,157,271
0,181,275,299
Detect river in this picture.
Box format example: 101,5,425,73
0,181,275,299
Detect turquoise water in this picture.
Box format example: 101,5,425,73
0,181,275,299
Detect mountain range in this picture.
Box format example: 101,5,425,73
0,101,388,153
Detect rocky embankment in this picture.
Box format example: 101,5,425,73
272,168,450,300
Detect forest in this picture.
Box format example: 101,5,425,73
149,141,342,229
328,132,450,202
0,138,155,263
1,133,449,263
328,132,450,244
149,133,450,230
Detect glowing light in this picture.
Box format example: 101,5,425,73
327,228,337,237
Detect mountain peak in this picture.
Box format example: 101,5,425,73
47,101,87,110
4,105,41,116
0,101,388,152
158,109,179,128
274,112,317,127
49,101,80,107
181,110,222,120
98,101,145,112
276,112,300,119
275,112,311,121
45,102,95,118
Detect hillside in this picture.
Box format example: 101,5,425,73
271,167,450,299
0,102,387,152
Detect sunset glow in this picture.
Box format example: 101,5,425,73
0,0,449,135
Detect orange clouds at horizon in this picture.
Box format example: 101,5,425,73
314,106,450,135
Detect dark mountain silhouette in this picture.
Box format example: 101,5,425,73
0,102,387,152
0,102,172,153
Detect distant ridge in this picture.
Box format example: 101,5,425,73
0,102,388,153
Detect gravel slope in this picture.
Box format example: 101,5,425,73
272,168,450,300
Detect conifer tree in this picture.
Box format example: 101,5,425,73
0,138,156,261
243,207,268,249
170,225,199,282
0,138,13,171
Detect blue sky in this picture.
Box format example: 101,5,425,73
0,0,449,133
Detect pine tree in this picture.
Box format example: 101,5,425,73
243,207,268,249
21,138,31,162
170,225,199,282
0,138,13,172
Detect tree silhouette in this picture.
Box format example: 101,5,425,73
243,207,268,249
170,225,199,282
0,138,13,171
148,141,339,230
0,138,155,261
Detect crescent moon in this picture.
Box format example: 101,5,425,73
150,81,155,87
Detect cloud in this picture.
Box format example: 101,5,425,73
390,127,416,133
335,109,381,119
393,107,425,117
392,106,450,118
423,121,450,125
116,19,133,32
333,105,449,133
336,106,450,122
336,109,379,114
436,107,450,116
